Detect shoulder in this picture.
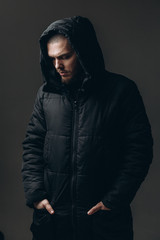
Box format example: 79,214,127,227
36,84,45,98
102,71,140,99
36,83,62,103
33,84,46,107
36,83,55,99
105,71,137,90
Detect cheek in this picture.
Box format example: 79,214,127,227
67,60,76,72
65,60,73,69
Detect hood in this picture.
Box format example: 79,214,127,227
39,16,106,92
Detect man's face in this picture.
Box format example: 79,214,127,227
47,37,81,84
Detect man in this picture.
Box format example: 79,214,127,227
22,16,153,240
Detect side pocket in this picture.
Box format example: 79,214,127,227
92,207,133,239
30,208,56,240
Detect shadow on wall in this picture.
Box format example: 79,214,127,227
0,232,4,240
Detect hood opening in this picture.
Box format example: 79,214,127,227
39,16,106,92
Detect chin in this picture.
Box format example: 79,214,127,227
61,77,73,84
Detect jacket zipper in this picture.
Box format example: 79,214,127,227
70,95,79,240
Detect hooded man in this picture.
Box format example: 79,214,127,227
22,16,153,240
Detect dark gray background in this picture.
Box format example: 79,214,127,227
0,0,159,239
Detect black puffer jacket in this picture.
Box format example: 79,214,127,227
22,16,153,240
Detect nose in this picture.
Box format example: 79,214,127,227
54,58,63,69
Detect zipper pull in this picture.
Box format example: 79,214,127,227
74,100,77,109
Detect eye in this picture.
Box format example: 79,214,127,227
61,55,70,60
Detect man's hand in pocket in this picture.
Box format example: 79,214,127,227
87,201,111,215
34,199,54,215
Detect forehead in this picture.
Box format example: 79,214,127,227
47,37,73,57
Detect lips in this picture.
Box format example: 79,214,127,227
59,71,69,76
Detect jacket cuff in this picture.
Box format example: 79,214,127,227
101,198,114,210
26,192,48,208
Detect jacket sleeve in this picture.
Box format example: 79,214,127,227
102,81,153,210
22,85,48,207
